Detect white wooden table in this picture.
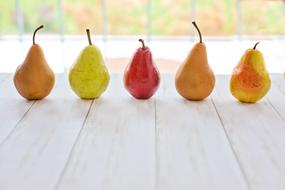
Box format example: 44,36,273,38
0,74,285,190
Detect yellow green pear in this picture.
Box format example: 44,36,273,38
175,21,215,101
69,29,110,99
230,42,271,103
14,25,55,100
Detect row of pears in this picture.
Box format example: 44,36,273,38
13,23,271,103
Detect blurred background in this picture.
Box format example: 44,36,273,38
0,0,285,74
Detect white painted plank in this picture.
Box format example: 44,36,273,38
57,75,156,190
267,74,285,121
0,75,34,144
212,75,285,190
0,74,92,190
156,75,249,190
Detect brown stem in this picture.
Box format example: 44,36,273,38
139,39,145,49
192,21,202,43
86,29,92,45
33,25,44,45
253,42,260,50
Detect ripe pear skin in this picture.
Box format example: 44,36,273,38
124,39,160,99
175,22,215,101
230,42,270,103
69,29,109,99
14,25,55,100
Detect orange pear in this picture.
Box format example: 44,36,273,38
175,22,215,100
14,25,55,100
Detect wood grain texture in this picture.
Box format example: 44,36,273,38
212,75,285,190
156,75,249,190
57,75,156,190
0,74,92,190
0,75,34,144
0,74,284,190
268,74,285,121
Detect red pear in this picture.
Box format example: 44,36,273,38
124,39,160,99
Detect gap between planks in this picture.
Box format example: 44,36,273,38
0,74,36,145
155,75,248,190
210,97,252,190
54,99,94,190
212,75,285,190
0,74,93,190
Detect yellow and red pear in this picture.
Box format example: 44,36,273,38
14,25,55,100
230,42,271,103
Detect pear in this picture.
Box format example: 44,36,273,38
230,42,271,103
69,29,110,99
175,21,215,101
14,25,55,100
124,39,160,99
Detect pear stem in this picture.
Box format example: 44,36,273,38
33,25,44,45
139,39,145,49
192,21,202,43
86,29,92,45
253,42,260,50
